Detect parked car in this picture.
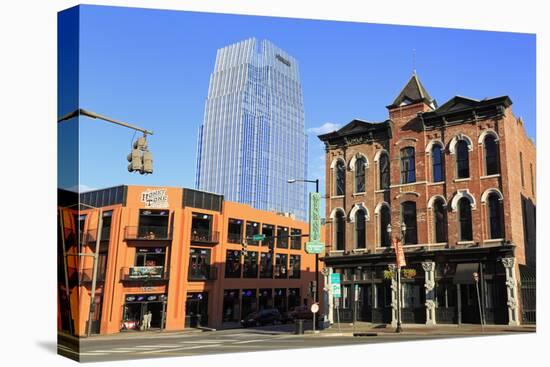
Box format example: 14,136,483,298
283,305,313,323
241,308,282,327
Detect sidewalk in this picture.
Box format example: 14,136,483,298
312,322,536,337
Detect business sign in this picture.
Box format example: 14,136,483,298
305,242,324,254
309,192,321,242
141,188,169,208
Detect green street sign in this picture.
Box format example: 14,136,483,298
305,241,325,254
252,234,265,242
309,192,321,243
331,273,341,298
332,284,341,298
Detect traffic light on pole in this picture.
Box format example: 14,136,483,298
127,135,153,174
241,239,248,257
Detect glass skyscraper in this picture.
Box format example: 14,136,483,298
195,38,307,220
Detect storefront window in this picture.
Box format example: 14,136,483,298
288,288,300,310
289,255,301,279
402,283,422,308
274,254,288,279
227,218,243,243
274,288,287,313
260,252,273,278
246,221,260,245
241,289,257,318
342,285,352,309
138,209,169,239
188,248,211,280
276,226,289,248
225,250,241,278
259,289,273,310
262,224,275,248
290,228,302,249
222,289,240,322
243,251,258,278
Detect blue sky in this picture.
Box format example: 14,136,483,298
60,5,536,194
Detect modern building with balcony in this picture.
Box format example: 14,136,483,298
195,38,308,220
318,73,536,327
58,185,323,336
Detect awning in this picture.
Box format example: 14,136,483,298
453,263,479,284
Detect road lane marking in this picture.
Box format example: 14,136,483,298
137,343,223,355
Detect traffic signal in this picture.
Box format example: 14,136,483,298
127,135,153,174
309,281,317,297
241,239,248,257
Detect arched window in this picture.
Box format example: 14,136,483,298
456,140,470,179
432,145,444,182
401,201,418,244
487,193,503,239
379,205,391,247
400,147,416,184
355,209,366,249
458,197,473,241
379,153,390,189
433,199,447,243
335,160,345,196
355,157,366,193
335,210,346,251
484,135,499,175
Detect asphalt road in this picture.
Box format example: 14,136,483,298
58,325,490,363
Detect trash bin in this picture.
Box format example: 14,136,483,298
295,319,304,334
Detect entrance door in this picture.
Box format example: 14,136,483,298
185,292,209,328
358,284,372,322
460,284,481,324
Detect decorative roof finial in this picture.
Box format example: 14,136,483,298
412,48,417,75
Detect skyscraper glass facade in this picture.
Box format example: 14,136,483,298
196,38,307,220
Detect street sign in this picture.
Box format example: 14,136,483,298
354,284,359,302
309,192,321,242
331,273,341,298
332,284,341,298
252,234,265,242
305,241,324,254
311,303,319,314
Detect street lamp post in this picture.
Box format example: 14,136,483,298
287,178,321,327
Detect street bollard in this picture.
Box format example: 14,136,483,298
295,319,304,335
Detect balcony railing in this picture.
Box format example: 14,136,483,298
190,229,219,244
125,226,172,241
188,265,218,281
120,266,169,282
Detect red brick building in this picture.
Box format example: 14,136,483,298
318,74,536,326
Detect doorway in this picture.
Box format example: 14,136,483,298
185,292,209,328
121,294,166,331
459,284,481,324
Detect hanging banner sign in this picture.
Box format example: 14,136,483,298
393,237,407,267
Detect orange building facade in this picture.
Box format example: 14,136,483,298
58,185,323,336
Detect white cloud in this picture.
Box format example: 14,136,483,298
307,122,340,135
